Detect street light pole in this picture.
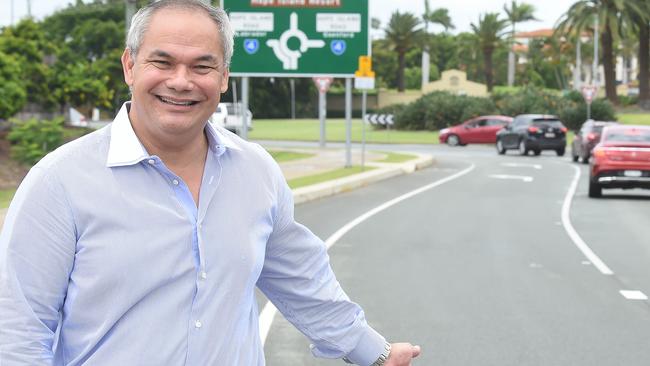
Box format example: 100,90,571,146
592,14,599,87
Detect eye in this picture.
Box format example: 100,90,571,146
150,60,171,69
193,65,215,74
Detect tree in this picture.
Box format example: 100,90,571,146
503,1,538,86
556,0,645,104
421,2,454,87
628,0,650,108
0,52,27,119
384,11,424,91
471,13,508,91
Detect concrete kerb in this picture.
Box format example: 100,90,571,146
292,152,434,204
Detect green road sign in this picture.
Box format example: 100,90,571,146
223,0,369,77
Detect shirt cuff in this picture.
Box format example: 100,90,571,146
344,326,386,366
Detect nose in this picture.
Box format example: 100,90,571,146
165,65,194,91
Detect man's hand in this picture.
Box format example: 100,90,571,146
385,343,421,366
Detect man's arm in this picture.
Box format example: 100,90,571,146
257,166,420,365
0,167,76,364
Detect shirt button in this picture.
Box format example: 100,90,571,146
147,159,155,165
195,320,202,329
172,179,179,185
200,271,207,280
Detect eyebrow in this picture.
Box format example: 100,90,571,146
148,50,219,64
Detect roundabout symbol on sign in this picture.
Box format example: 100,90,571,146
266,12,325,70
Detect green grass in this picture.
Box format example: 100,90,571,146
249,119,438,144
0,188,16,209
617,113,650,125
268,150,315,162
374,151,418,163
287,166,375,189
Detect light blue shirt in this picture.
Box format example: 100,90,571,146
0,103,385,365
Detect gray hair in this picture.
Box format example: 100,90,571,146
126,0,234,66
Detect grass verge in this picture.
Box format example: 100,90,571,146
287,166,375,189
617,114,650,125
250,119,437,144
0,188,16,209
268,150,315,162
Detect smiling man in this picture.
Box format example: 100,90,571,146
0,1,419,365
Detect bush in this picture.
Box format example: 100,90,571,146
7,117,64,165
394,91,498,131
558,95,617,131
492,87,563,116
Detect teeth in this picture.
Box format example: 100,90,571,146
159,96,194,106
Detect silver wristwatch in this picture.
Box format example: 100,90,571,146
344,342,392,365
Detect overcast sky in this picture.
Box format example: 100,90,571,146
2,0,569,33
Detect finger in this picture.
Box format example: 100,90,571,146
411,345,421,358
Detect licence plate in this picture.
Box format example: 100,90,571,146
545,132,555,138
624,170,642,177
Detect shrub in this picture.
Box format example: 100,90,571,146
558,96,617,131
492,86,563,117
7,117,64,165
394,91,498,131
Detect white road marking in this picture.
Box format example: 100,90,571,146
620,290,648,300
561,165,614,275
259,163,477,346
501,162,543,170
488,174,533,182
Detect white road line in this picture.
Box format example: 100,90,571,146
488,174,533,182
620,290,648,300
259,163,477,346
500,162,543,170
561,165,614,275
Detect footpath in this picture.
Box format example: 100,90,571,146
0,147,433,229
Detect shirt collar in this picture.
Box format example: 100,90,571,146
106,102,242,167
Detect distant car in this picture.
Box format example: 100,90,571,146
571,120,618,163
495,114,568,156
210,102,252,135
588,125,650,198
438,115,512,146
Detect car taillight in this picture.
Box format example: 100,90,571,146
593,148,606,158
587,133,597,141
528,126,539,133
560,127,568,133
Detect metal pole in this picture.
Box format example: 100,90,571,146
587,102,591,120
125,0,137,34
593,15,599,87
361,90,367,170
26,0,31,17
345,78,352,168
574,38,582,90
290,79,296,120
241,76,249,140
10,0,14,25
319,90,326,148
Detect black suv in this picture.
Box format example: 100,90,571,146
496,114,568,156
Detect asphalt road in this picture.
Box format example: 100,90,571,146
261,144,650,365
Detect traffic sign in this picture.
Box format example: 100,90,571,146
581,85,598,104
354,55,375,89
313,76,333,93
224,0,369,77
364,114,394,126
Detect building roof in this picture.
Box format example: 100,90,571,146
515,28,554,39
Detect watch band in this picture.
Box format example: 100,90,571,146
342,341,392,365
370,342,392,366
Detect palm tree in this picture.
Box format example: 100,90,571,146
503,1,538,86
628,0,650,109
556,0,645,104
471,12,508,91
385,11,424,92
421,1,454,87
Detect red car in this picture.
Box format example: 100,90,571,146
571,119,618,163
589,125,650,198
439,115,513,146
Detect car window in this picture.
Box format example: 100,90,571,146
532,120,563,128
476,119,488,127
604,129,650,142
487,119,507,126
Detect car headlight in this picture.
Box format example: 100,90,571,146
440,128,449,135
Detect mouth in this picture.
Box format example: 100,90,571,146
156,95,200,107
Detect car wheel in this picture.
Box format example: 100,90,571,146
533,149,541,156
588,179,602,198
496,139,506,155
581,154,589,164
518,139,528,156
572,152,579,162
447,134,460,146
556,147,566,156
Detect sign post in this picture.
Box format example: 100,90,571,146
312,77,333,147
582,85,598,120
354,56,375,169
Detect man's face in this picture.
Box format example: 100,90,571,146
121,8,229,140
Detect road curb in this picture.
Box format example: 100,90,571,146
292,152,434,204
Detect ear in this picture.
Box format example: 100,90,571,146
121,48,135,87
220,68,230,94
